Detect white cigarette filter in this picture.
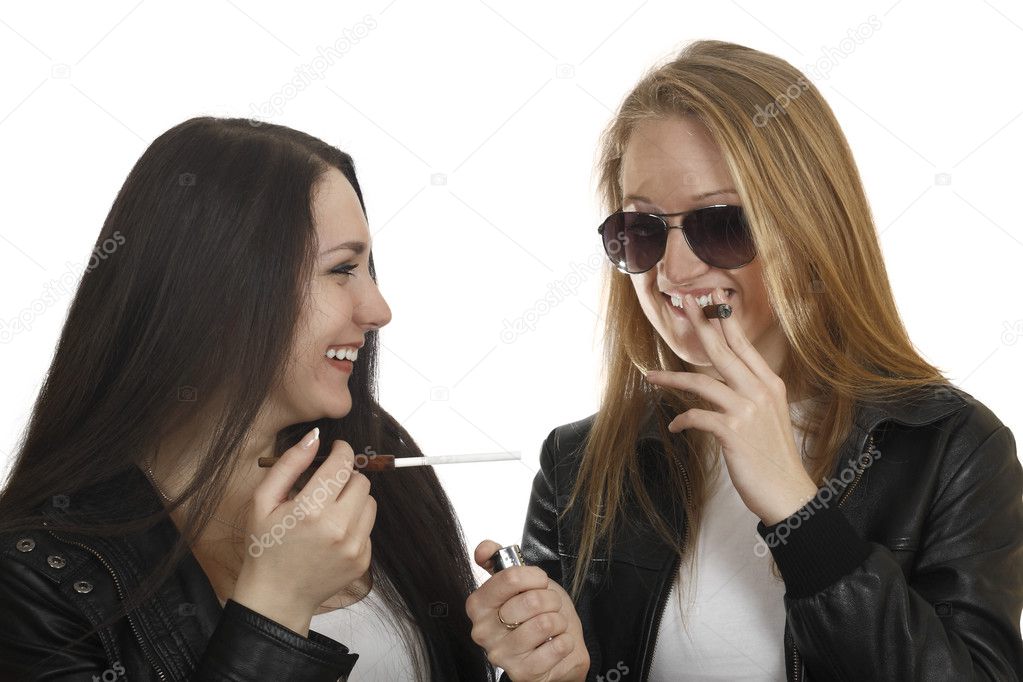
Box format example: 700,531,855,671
393,451,522,467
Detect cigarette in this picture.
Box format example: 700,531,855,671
702,303,732,319
256,450,521,469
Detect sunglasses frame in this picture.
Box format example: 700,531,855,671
597,203,755,274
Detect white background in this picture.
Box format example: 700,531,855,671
2,0,1022,629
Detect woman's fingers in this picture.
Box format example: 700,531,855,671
349,490,377,547
466,565,549,622
238,437,379,616
712,288,786,394
508,610,568,653
498,585,563,625
474,539,502,574
253,427,321,511
680,290,758,393
294,439,356,507
469,589,568,660
331,469,371,515
514,633,578,679
644,369,735,412
466,564,589,682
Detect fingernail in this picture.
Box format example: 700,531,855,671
685,294,696,307
302,427,320,449
717,288,726,301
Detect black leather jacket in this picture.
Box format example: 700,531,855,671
0,465,359,681
512,385,1023,681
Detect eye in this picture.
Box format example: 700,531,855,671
331,263,358,279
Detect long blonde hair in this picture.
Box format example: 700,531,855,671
566,39,949,600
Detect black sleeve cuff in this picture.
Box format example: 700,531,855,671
755,499,873,599
200,599,359,680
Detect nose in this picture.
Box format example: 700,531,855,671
353,277,392,331
658,226,712,283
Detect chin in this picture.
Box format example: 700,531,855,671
663,335,712,368
325,397,353,419
302,388,353,421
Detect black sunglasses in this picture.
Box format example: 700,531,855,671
597,204,756,273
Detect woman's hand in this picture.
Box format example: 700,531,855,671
643,288,819,526
466,540,589,682
232,430,377,635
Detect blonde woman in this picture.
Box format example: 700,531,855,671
468,40,1023,681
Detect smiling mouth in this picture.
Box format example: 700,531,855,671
662,289,735,316
324,345,360,373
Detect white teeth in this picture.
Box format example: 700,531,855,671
668,291,731,309
325,347,358,361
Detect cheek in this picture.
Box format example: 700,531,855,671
630,273,660,313
734,269,771,312
300,290,357,340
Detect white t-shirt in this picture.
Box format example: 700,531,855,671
647,396,817,681
308,575,426,681
217,575,425,680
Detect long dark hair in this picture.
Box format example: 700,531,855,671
0,116,492,681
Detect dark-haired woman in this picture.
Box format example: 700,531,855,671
0,117,494,681
468,40,1023,681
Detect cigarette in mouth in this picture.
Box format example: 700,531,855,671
257,450,522,469
702,303,732,319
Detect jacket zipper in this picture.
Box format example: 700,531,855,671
837,432,874,508
44,525,169,681
786,430,875,682
788,628,801,682
640,456,691,682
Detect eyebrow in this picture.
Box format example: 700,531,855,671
319,240,366,257
624,188,738,206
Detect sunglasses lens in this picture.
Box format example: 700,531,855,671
600,212,666,273
685,205,755,269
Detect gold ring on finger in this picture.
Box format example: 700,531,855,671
497,605,521,630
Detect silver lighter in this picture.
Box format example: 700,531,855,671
488,544,524,572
